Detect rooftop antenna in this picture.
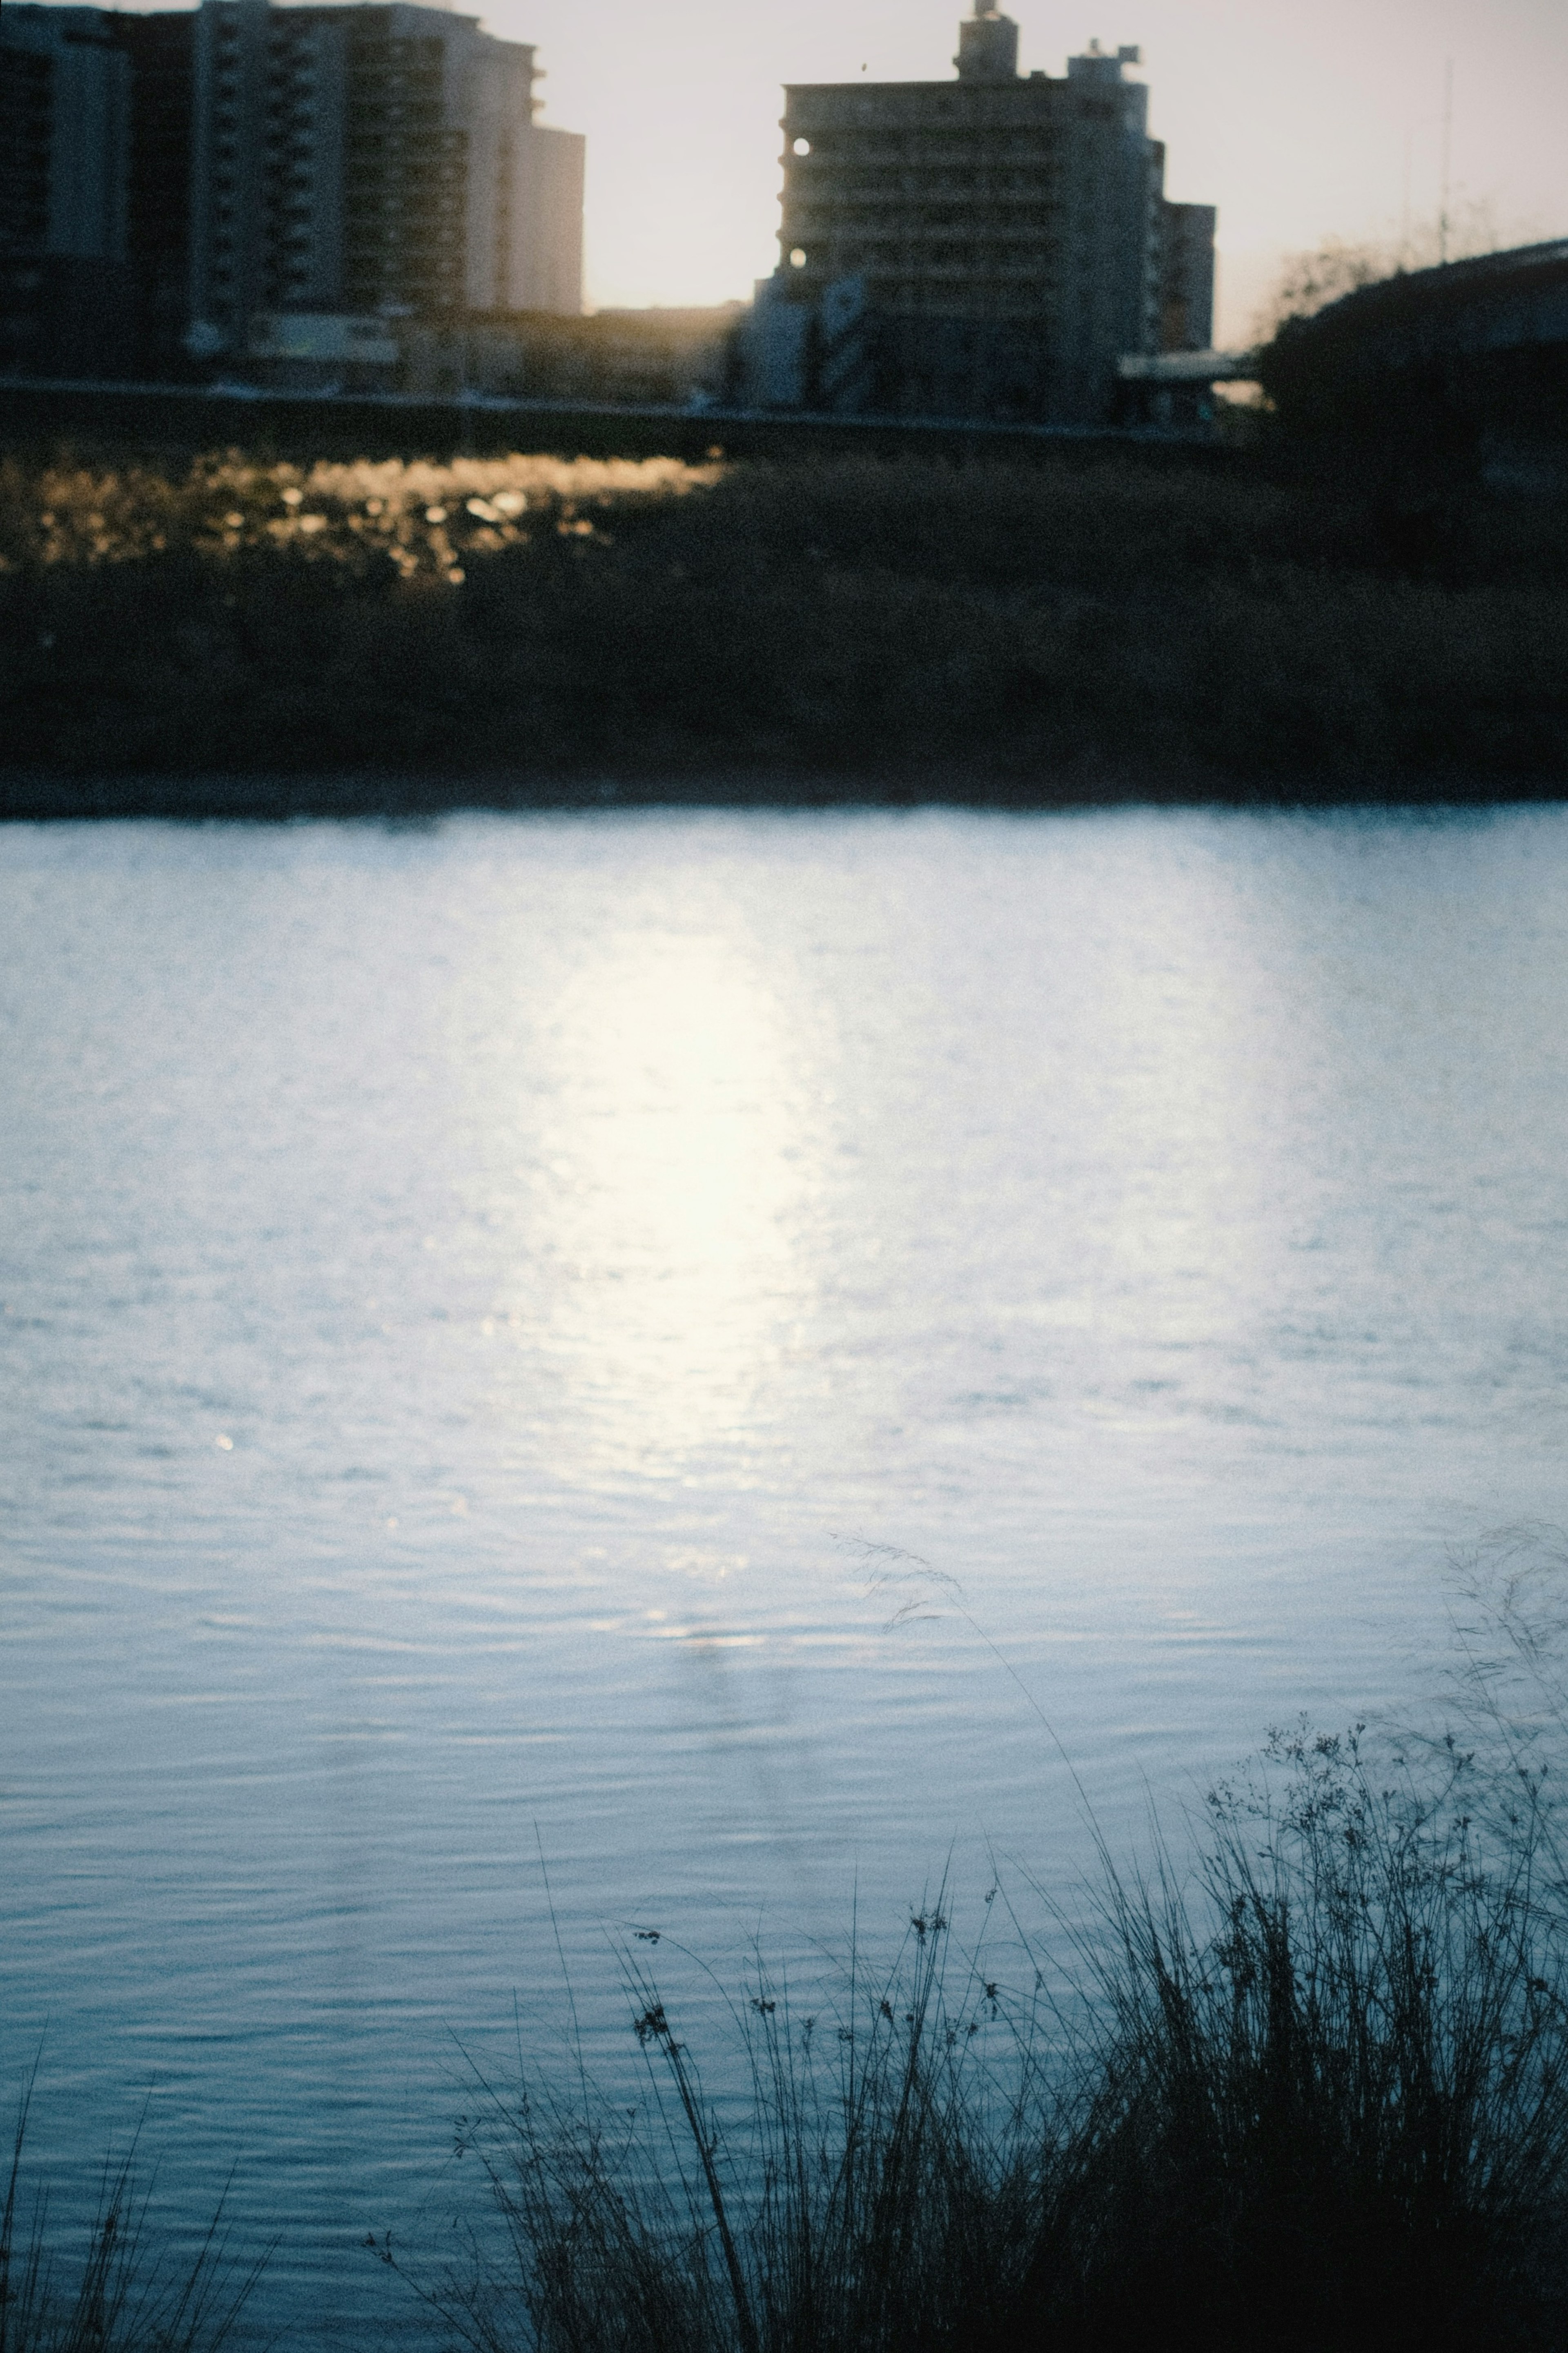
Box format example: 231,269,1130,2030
1438,55,1453,264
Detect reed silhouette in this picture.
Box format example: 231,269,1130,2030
18,1547,1568,2348
375,1713,1568,2353
0,2081,265,2353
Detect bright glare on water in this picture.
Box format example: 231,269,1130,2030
4,807,1568,2342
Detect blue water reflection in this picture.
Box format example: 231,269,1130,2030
4,807,1568,2344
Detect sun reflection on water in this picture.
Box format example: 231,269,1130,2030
529,926,815,1490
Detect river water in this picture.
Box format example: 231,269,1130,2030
4,806,1568,2342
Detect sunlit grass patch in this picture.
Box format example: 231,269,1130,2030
0,450,721,584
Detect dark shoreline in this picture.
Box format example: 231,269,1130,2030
4,771,1568,824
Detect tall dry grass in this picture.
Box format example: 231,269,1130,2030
0,2085,265,2353
1049,1725,1568,2350
376,1717,1568,2353
0,450,715,582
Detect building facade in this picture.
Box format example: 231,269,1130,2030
0,0,583,382
116,10,198,375
185,0,583,371
1160,199,1215,352
743,5,1215,424
0,5,136,374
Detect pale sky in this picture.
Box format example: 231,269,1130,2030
127,0,1568,343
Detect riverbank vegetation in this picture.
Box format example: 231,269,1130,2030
0,2096,264,2353
15,1693,1568,2351
381,1718,1568,2353
2,443,1566,810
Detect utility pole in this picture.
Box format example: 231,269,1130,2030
1401,126,1412,269
1439,55,1453,265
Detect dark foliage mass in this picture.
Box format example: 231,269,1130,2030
1,446,1566,811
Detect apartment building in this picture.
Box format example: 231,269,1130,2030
117,10,198,373
0,0,583,381
186,0,583,370
745,4,1215,424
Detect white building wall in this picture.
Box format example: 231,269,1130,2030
458,25,507,310
506,124,584,314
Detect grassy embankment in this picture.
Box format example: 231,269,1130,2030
1,443,1566,810
13,1713,1568,2352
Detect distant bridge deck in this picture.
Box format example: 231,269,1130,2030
0,375,1227,465
1116,349,1257,383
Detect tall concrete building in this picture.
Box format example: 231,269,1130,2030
1,0,582,380
0,5,129,259
745,4,1215,423
185,0,583,369
117,10,199,374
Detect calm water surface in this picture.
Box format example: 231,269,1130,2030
4,807,1568,2340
